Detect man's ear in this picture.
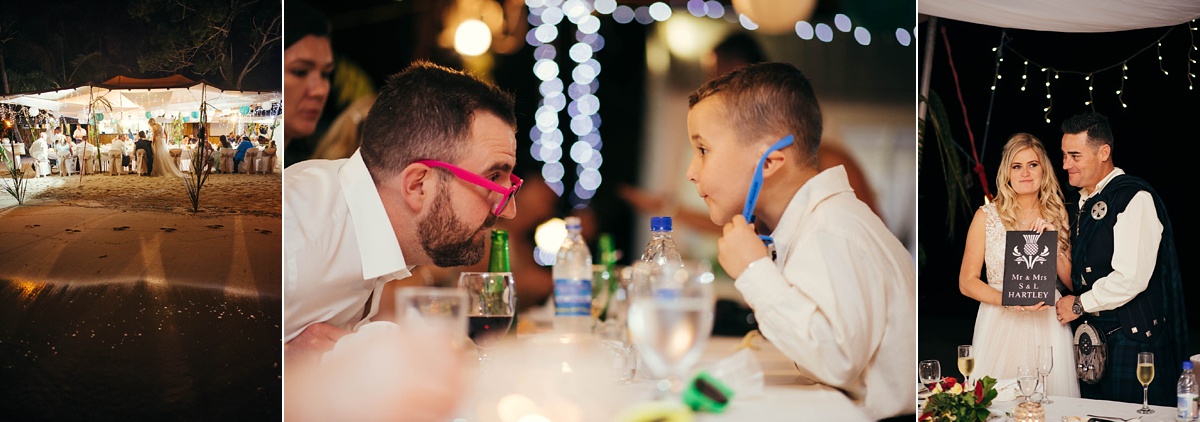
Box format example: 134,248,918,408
393,163,436,213
1097,144,1112,163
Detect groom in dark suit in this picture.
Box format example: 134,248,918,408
134,131,154,176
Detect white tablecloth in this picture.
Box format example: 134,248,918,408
990,396,1175,421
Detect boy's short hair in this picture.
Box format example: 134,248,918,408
688,62,822,167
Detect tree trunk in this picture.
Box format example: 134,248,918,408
0,48,9,95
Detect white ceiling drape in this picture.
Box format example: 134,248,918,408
919,0,1200,32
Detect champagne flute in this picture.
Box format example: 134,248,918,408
957,345,975,391
1136,352,1155,414
918,360,941,393
1036,345,1054,404
628,260,715,398
1017,365,1038,403
458,272,516,363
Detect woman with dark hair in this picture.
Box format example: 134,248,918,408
283,1,333,167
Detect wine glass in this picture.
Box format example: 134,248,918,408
1136,352,1155,414
918,360,941,393
957,345,974,391
1017,365,1038,403
627,260,715,398
1036,345,1054,404
458,272,516,363
394,286,469,350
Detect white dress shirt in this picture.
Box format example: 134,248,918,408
735,166,916,420
284,150,413,342
1074,168,1162,313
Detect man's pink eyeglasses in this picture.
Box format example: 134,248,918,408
415,159,523,216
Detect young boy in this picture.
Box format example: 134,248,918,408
685,62,916,420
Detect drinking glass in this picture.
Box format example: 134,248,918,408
1017,365,1038,403
1036,345,1054,404
957,345,975,391
458,272,516,362
918,360,942,392
627,260,715,398
394,286,469,350
1136,352,1155,414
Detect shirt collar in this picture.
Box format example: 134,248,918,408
1078,167,1124,205
339,149,410,281
770,165,854,252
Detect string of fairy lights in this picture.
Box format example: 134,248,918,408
987,20,1198,124
525,0,914,208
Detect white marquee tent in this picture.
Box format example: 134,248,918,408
0,75,279,124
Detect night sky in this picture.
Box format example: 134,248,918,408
918,17,1200,358
1,0,281,93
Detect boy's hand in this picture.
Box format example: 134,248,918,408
718,215,770,279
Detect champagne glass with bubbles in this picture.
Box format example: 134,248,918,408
628,260,715,398
957,345,975,391
1136,352,1155,414
1036,345,1054,404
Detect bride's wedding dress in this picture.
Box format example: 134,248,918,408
970,202,1080,397
149,123,184,178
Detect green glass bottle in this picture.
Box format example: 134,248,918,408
487,229,515,335
594,233,617,322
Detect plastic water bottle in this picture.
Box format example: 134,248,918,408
640,216,683,268
1179,361,1198,421
553,216,592,333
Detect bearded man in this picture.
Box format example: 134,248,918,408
284,61,521,361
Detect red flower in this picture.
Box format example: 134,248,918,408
918,411,932,421
941,377,958,390
974,380,985,403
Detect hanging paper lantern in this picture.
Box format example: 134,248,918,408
28,107,39,115
730,0,818,34
191,111,200,119
184,116,191,123
145,111,153,119
94,113,104,122
239,105,251,115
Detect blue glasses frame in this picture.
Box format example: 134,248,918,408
742,134,795,246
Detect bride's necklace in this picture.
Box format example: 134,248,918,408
1016,205,1039,228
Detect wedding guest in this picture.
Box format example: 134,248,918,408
73,125,86,142
134,131,154,176
958,133,1079,396
1053,112,1187,406
54,137,73,177
234,136,253,173
109,135,127,176
684,62,914,419
28,131,50,177
283,0,334,167
285,61,518,358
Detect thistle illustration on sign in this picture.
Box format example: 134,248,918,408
1012,233,1050,269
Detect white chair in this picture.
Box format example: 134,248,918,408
219,148,235,173
109,149,124,175
261,147,278,174
135,150,147,175
243,147,259,174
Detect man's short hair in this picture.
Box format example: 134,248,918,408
687,62,823,167
1061,111,1114,150
138,131,145,138
360,61,516,182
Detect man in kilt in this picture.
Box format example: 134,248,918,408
1054,112,1188,406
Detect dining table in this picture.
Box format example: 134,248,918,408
456,329,872,422
988,395,1175,422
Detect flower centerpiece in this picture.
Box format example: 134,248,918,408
919,376,998,422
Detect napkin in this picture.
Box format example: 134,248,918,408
991,377,1019,402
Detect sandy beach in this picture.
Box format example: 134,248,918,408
0,171,282,419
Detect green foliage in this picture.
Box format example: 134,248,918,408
919,91,973,240
920,376,998,422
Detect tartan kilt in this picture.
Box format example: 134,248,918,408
1079,324,1181,407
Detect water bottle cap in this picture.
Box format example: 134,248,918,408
1185,361,1194,370
650,216,672,231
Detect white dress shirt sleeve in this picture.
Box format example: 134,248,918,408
1080,191,1162,312
735,231,883,395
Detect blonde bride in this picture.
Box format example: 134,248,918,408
148,118,184,178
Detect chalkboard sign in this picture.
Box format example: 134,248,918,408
1002,230,1057,306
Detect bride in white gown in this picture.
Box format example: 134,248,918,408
958,133,1080,398
148,118,184,178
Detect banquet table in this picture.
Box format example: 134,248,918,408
988,396,1175,422
456,332,871,422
